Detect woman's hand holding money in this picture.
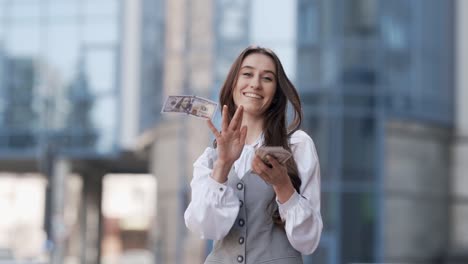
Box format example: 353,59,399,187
252,155,295,204
207,105,247,183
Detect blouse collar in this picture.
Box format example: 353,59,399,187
246,132,264,149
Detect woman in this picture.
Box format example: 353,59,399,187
184,46,322,264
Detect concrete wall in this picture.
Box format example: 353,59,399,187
150,0,214,263
150,121,185,264
384,121,451,263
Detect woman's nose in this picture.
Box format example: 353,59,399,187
249,76,261,89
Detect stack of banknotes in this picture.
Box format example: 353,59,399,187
255,146,292,165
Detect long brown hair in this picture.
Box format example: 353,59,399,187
218,45,303,225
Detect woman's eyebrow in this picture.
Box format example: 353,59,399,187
240,65,276,76
240,65,254,70
263,70,276,76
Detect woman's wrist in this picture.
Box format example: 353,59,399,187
211,159,234,183
273,181,295,204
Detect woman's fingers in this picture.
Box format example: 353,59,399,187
252,155,271,175
206,119,221,138
229,105,244,131
253,163,271,183
266,155,281,168
252,155,289,186
221,105,229,132
208,105,246,140
218,104,244,135
251,160,262,177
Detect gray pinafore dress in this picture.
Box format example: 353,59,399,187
204,169,303,264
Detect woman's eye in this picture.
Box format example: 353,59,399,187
263,76,273,81
242,72,252,77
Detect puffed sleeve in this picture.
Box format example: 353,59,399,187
184,147,240,240
277,130,323,254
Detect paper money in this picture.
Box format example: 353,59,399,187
255,146,292,165
161,95,218,119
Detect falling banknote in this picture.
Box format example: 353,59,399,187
161,95,218,119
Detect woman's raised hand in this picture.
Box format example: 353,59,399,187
207,105,247,167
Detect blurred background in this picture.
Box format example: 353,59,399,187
0,0,467,263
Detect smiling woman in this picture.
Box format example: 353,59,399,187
184,46,323,264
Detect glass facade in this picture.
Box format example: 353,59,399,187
0,0,121,156
380,0,454,125
139,0,165,132
298,0,454,263
0,0,164,156
214,0,250,92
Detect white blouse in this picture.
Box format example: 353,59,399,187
184,130,323,255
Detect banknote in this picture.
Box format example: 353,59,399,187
255,146,292,165
161,95,218,119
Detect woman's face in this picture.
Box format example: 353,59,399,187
233,53,277,117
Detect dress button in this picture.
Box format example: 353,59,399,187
238,236,244,244
237,255,244,263
219,187,223,192
237,182,243,190
238,219,245,227
239,200,243,207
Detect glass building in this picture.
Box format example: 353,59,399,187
0,0,164,157
296,0,453,263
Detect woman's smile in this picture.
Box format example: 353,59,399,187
243,92,264,99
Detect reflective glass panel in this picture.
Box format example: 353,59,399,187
342,116,376,182
11,2,40,20
91,95,117,153
340,192,376,263
64,72,97,151
84,49,115,94
303,245,332,264
320,191,337,232
0,3,4,21
0,20,3,41
83,20,118,45
5,24,40,57
46,23,79,83
303,111,332,181
2,55,37,149
83,0,119,17
47,1,79,19
297,47,322,89
298,0,319,45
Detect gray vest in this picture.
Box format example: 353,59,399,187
204,169,303,264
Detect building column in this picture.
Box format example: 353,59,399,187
384,122,451,263
151,0,214,262
49,158,71,264
150,121,184,264
450,0,468,258
79,172,104,264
